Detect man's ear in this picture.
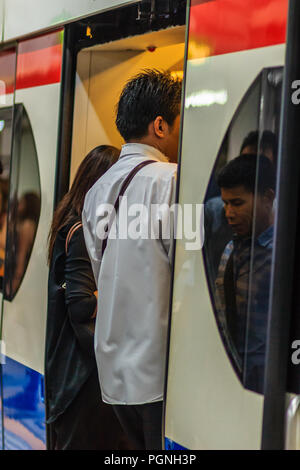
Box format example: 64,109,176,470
153,116,167,139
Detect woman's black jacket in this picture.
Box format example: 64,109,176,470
45,217,97,423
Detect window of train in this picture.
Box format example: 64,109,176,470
0,108,13,292
0,49,17,296
4,104,41,300
204,67,282,393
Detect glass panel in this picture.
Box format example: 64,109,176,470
0,49,16,294
0,46,16,451
4,104,41,300
0,107,13,292
204,67,282,392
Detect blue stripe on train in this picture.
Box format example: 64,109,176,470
165,437,188,450
1,356,190,451
2,356,46,450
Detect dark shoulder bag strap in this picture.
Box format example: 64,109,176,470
60,221,83,290
65,221,83,255
101,159,156,256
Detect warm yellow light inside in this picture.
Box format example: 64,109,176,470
171,71,184,80
86,26,93,39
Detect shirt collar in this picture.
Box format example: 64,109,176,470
233,225,274,249
119,143,169,163
257,225,274,247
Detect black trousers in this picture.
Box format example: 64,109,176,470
51,371,132,450
113,401,163,450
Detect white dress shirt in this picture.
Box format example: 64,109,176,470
82,143,177,405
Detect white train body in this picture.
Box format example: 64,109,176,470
0,0,298,451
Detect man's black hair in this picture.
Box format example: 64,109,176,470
116,69,182,141
240,129,278,165
217,153,276,194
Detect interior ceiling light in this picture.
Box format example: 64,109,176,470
185,90,228,108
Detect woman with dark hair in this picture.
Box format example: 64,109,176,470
45,145,128,450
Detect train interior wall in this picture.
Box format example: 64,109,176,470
70,26,185,182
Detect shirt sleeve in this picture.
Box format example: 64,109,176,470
64,226,97,355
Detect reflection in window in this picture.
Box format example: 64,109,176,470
203,67,282,394
0,179,9,282
5,105,41,300
0,108,13,291
215,155,275,392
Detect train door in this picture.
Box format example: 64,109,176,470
164,0,297,450
0,31,63,450
45,2,187,450
0,46,17,450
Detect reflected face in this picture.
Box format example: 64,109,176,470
221,185,254,238
165,114,181,163
221,185,273,238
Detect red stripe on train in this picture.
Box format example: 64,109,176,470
16,43,62,90
0,30,63,95
16,30,63,90
190,0,288,58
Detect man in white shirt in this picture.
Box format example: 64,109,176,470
83,70,182,449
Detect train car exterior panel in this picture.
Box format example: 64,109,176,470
2,357,45,450
3,0,140,42
164,0,288,450
1,82,62,372
0,29,64,450
1,29,63,374
0,45,16,450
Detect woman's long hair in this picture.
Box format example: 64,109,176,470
48,145,119,265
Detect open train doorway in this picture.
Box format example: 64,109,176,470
69,4,186,185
